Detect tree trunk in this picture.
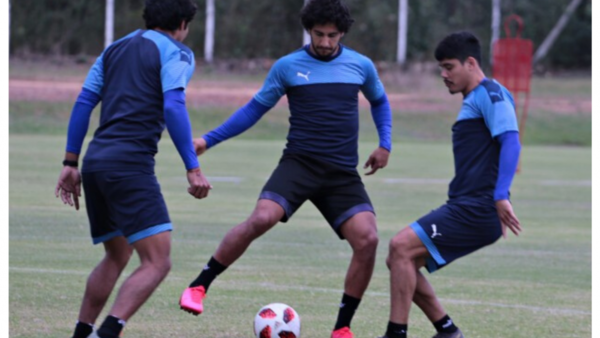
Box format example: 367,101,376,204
490,0,501,66
204,0,215,63
396,0,408,65
533,0,583,64
302,0,310,46
104,0,115,49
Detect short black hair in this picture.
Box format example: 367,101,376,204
143,0,198,31
300,0,355,33
434,31,482,65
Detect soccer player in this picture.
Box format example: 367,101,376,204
178,0,392,337
54,1,211,337
377,31,522,338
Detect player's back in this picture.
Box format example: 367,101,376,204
82,30,194,172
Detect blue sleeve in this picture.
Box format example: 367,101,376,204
164,89,199,171
360,57,386,101
494,131,521,201
82,55,104,95
203,98,271,148
161,49,195,93
253,59,287,107
478,82,519,137
65,88,101,154
369,93,392,152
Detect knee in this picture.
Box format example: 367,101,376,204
246,209,279,236
144,256,171,277
352,229,379,256
388,233,412,261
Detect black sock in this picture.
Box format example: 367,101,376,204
71,321,94,338
433,314,458,333
385,321,407,338
333,293,361,330
189,256,228,291
96,315,125,338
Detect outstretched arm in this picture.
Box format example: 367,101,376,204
201,98,272,150
494,131,522,237
364,94,392,175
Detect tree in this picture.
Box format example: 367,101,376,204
396,0,408,65
105,0,114,48
533,0,583,64
204,0,215,63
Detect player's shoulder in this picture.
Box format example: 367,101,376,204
140,30,194,58
341,45,374,64
477,78,509,104
269,47,306,71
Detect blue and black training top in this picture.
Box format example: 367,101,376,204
449,78,519,205
81,29,195,172
204,44,392,169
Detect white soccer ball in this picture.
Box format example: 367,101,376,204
253,303,301,338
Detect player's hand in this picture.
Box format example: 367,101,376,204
496,199,521,238
193,137,208,156
363,147,390,175
55,166,82,210
186,168,212,199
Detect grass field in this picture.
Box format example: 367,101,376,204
9,61,591,337
9,135,591,338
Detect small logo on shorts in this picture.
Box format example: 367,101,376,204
431,224,442,238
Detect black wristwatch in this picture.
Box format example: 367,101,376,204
62,160,78,168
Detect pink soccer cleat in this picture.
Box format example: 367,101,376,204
179,285,206,315
331,326,354,338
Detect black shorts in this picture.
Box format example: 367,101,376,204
410,202,502,273
259,153,374,239
82,170,172,245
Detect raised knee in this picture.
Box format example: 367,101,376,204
388,233,412,260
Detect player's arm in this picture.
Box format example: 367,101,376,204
198,59,287,154
360,58,392,175
479,82,522,237
163,88,212,199
494,131,522,237
200,98,272,151
56,87,101,210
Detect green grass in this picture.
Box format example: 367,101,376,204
9,134,591,338
9,100,591,146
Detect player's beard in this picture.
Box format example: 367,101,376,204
312,43,338,57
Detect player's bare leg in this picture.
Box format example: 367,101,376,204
387,227,428,324
412,270,446,322
332,211,378,338
340,211,378,298
72,236,132,338
181,199,285,315
214,199,285,265
108,231,172,320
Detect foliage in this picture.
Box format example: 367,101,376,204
9,0,590,69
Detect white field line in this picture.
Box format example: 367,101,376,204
10,266,589,316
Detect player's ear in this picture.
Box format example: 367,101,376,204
465,56,478,70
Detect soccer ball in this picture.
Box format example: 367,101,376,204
253,303,301,338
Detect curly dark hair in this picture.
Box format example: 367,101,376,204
434,31,482,65
143,0,198,31
300,0,355,33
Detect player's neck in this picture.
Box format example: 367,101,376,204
462,70,486,97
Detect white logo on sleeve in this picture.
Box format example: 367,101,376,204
297,71,310,81
431,224,442,238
